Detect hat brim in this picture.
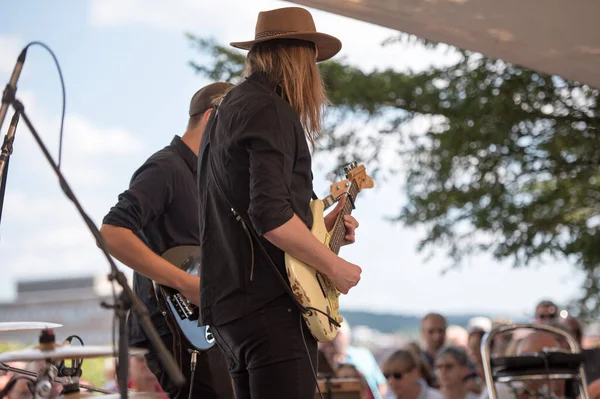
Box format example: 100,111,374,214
230,31,342,62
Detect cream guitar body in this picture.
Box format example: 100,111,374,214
285,199,342,342
285,162,374,343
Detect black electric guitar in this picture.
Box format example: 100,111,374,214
153,246,215,352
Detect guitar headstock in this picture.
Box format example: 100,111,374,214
327,162,374,200
329,179,351,200
343,162,374,192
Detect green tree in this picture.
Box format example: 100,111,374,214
186,34,600,320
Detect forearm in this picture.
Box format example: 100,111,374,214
99,224,189,290
263,214,338,276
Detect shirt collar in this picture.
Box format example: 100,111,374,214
171,135,197,174
247,71,283,97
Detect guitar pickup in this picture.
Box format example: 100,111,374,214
172,294,194,319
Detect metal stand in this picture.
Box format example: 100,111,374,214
0,362,113,395
0,111,20,227
481,323,590,399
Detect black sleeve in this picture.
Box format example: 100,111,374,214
102,160,175,232
239,102,295,236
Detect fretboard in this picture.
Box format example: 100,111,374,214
329,182,359,255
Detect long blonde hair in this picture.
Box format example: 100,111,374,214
245,39,329,147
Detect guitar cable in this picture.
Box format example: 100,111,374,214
299,312,325,399
187,349,198,399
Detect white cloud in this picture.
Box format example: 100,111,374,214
66,114,145,157
88,0,459,73
0,90,146,188
89,0,273,30
0,91,148,302
0,35,23,75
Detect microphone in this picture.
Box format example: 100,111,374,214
0,48,27,133
0,111,20,226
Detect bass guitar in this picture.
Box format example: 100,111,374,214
285,162,374,342
154,246,215,352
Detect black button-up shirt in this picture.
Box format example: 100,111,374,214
103,135,199,346
197,72,313,326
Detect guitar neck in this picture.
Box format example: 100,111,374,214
328,182,359,255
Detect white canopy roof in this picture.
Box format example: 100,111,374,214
290,0,600,88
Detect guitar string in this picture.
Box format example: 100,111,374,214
331,192,353,251
320,181,358,299
330,182,358,254
330,199,353,254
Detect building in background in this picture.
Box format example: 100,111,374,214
0,276,120,345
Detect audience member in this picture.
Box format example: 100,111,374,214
319,320,387,399
382,350,443,399
404,342,436,387
337,363,375,399
583,321,600,349
421,313,447,373
435,346,479,399
534,300,558,325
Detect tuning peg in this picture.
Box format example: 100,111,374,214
343,161,357,174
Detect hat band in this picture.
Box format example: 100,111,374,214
255,30,297,39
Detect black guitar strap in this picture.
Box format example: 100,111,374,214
204,101,339,327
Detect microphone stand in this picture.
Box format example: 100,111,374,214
0,111,20,226
4,97,186,399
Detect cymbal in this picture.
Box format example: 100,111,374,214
0,322,63,332
0,345,148,362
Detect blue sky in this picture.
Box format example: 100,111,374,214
0,0,584,319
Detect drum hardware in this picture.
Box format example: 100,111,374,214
0,363,115,395
481,323,591,399
0,328,147,397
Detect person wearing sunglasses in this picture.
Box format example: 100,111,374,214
434,346,480,399
381,350,443,399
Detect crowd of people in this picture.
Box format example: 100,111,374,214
318,299,600,399
1,299,600,399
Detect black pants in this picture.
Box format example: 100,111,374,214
212,295,318,399
144,334,234,399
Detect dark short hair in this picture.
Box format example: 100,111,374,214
436,346,469,366
421,312,447,326
536,300,558,310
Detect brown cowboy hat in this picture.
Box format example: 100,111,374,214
230,7,342,62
